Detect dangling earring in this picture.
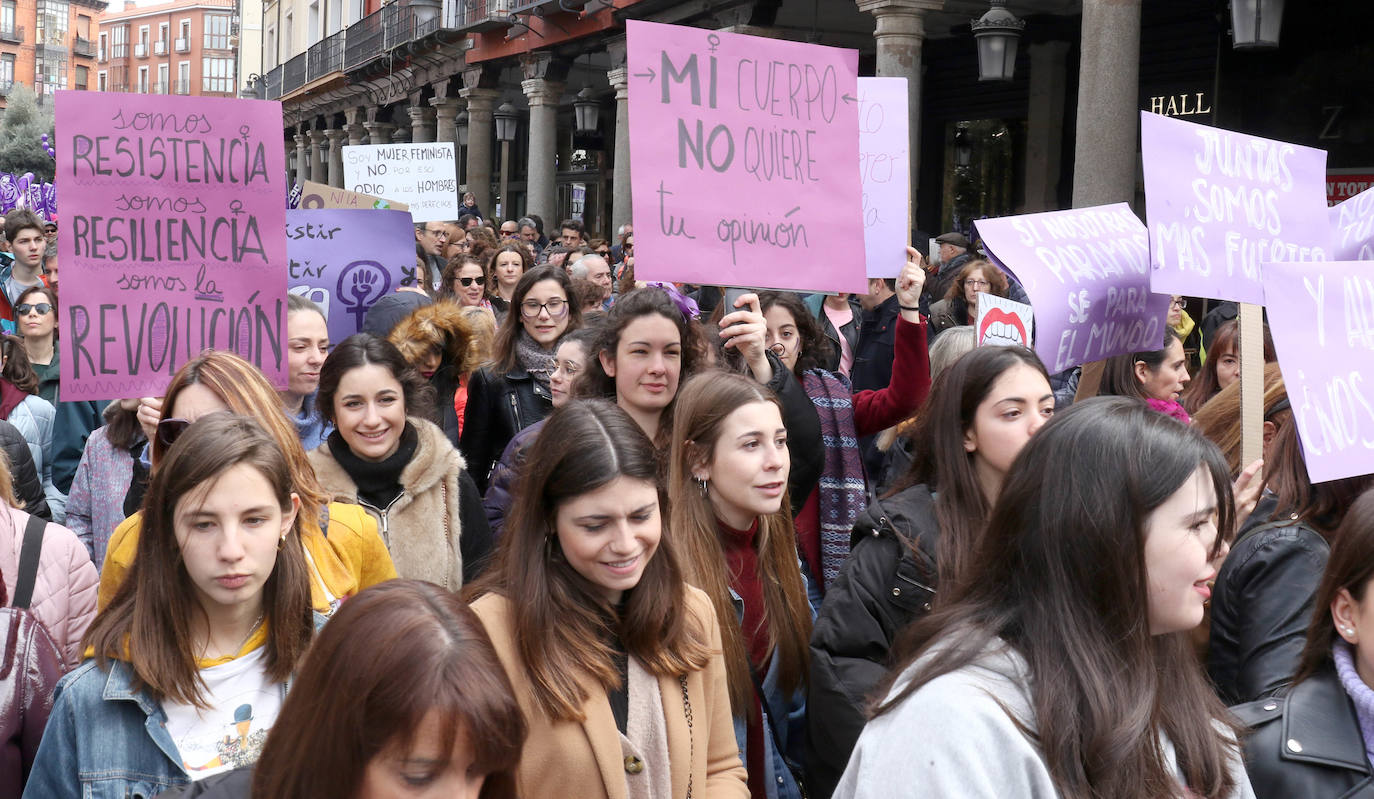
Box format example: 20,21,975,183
694,476,709,498
278,531,289,550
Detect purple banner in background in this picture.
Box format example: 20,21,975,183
1331,186,1374,261
1262,259,1374,483
1141,112,1329,305
977,203,1170,373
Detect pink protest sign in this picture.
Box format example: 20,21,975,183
1141,112,1328,305
976,203,1170,373
55,92,288,399
626,20,866,293
858,77,909,279
1331,186,1374,261
1262,260,1374,483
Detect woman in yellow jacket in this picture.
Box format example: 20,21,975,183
98,351,396,614
467,398,747,799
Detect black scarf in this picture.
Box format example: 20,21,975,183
327,422,419,510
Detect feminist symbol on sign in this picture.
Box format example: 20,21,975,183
337,260,392,332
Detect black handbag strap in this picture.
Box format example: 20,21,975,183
11,512,45,609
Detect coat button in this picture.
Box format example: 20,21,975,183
892,587,901,597
922,602,932,611
625,756,644,774
1262,702,1278,711
1287,738,1303,753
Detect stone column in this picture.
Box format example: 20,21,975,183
344,107,367,146
362,121,394,146
431,97,464,150
308,130,328,184
325,129,348,188
608,67,632,237
857,0,942,219
1022,41,1069,212
294,133,311,185
408,104,436,143
1072,0,1142,208
459,87,500,216
522,78,563,228
391,128,411,144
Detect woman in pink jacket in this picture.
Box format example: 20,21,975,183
0,453,97,668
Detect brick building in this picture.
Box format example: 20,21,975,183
96,0,237,97
0,0,105,110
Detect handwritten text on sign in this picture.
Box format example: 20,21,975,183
1331,186,1374,261
626,20,865,293
56,92,288,399
857,77,909,278
286,209,424,345
977,203,1170,373
342,143,457,223
1140,112,1328,305
1262,260,1374,483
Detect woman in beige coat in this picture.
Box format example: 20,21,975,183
468,399,747,799
308,334,493,589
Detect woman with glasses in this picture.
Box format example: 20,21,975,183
927,259,1010,339
309,334,492,589
462,265,582,493
99,351,397,616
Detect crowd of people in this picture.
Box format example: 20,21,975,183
0,202,1362,799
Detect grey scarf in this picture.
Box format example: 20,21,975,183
514,330,557,387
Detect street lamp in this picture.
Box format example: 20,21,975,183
495,102,519,221
1230,0,1284,49
954,129,972,168
456,110,470,148
573,87,600,134
971,0,1025,82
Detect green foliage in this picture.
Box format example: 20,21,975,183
0,83,56,182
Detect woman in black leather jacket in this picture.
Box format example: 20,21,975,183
1233,488,1374,798
805,345,1055,798
1208,392,1374,706
461,266,582,492
0,418,49,520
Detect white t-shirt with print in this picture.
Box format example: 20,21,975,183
161,647,285,781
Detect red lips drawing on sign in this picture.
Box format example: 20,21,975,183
975,293,1035,349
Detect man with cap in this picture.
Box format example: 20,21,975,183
43,220,57,245
929,231,973,301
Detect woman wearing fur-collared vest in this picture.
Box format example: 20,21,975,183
308,334,493,589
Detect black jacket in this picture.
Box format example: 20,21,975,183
160,766,252,797
851,296,899,394
0,418,50,520
1232,664,1374,799
761,351,822,517
1209,497,1328,706
805,484,939,799
460,365,552,494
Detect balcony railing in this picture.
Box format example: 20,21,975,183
174,36,188,52
306,30,344,80
153,39,167,55
0,24,23,43
342,8,383,71
444,0,507,32
280,51,306,94
263,64,281,99
110,43,128,57
133,42,147,57
507,0,559,12
73,36,95,56
175,78,189,94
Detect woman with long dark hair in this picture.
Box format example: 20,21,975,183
1179,319,1276,415
806,345,1053,796
1100,328,1192,423
836,397,1253,798
469,399,746,798
25,416,321,797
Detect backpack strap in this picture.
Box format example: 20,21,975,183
11,513,46,609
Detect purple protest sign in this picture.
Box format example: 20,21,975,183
626,20,866,293
977,203,1170,373
857,77,909,278
56,91,288,399
1141,112,1329,305
1262,260,1374,483
286,209,422,345
1331,186,1374,261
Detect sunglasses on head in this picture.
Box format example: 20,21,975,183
15,303,53,316
458,276,486,287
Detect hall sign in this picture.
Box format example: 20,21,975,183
1145,91,1212,119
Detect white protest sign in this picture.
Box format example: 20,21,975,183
342,143,458,222
857,77,909,278
976,293,1034,348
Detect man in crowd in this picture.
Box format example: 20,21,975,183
559,219,586,249
518,217,543,256
576,254,614,308
415,220,451,290
43,220,57,245
929,231,973,300
500,220,521,239
42,245,58,289
0,210,51,332
611,222,633,263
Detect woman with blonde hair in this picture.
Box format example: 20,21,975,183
100,350,396,616
668,371,813,799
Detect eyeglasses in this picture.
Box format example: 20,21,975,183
156,417,194,448
596,249,611,258
423,228,449,239
15,303,53,316
963,279,991,289
457,276,486,287
1170,297,1187,309
501,229,520,238
520,298,568,318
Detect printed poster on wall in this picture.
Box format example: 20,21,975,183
976,203,1170,374
55,91,288,399
1140,111,1329,305
286,209,423,345
626,20,867,293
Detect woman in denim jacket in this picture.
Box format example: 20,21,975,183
669,372,815,799
24,415,323,798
